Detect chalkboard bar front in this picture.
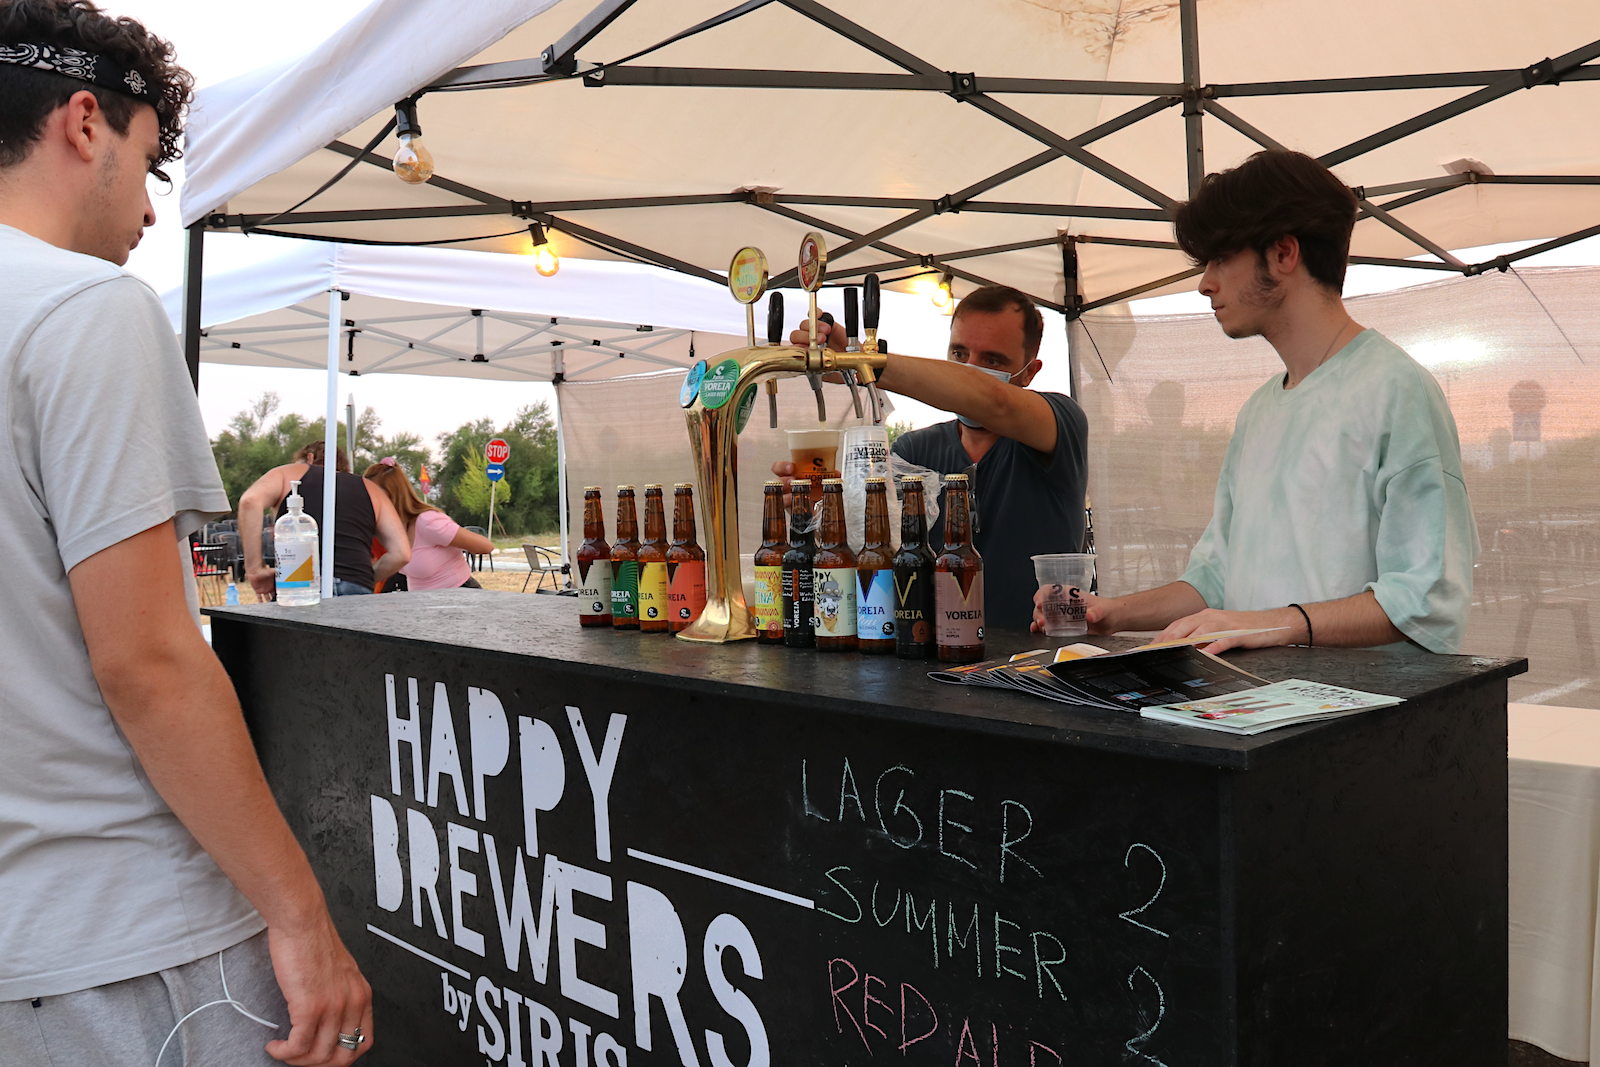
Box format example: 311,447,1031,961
208,592,1523,1067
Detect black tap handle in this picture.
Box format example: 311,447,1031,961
818,311,834,326
845,288,860,339
766,292,784,345
863,274,880,331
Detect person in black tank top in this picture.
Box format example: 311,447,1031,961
239,442,411,598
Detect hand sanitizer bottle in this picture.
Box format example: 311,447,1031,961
274,479,321,605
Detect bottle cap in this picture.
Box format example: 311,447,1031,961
945,473,969,483
822,477,843,486
644,483,663,490
584,485,601,492
674,482,693,490
865,476,886,484
900,474,921,483
764,479,782,487
617,485,634,492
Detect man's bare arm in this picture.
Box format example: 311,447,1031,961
72,521,371,1065
1155,589,1403,653
367,484,411,586
1034,580,1209,635
788,320,1059,452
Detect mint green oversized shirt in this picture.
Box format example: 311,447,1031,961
1179,329,1478,653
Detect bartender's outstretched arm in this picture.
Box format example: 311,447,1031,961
787,315,1059,452
1033,581,1403,652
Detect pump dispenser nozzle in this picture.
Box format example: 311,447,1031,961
286,479,304,510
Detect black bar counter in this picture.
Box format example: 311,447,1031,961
208,592,1524,1067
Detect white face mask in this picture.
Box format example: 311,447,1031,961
957,363,1025,428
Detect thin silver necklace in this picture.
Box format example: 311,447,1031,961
1289,317,1353,388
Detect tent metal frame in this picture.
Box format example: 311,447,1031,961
188,0,1600,380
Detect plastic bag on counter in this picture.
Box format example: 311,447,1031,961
890,453,942,542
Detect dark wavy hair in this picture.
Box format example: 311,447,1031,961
0,0,192,176
1172,149,1359,292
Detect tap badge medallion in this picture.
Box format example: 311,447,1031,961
798,232,827,292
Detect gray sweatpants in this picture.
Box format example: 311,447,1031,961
0,930,289,1066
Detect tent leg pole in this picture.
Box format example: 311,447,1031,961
181,222,204,392
555,382,570,586
322,289,340,601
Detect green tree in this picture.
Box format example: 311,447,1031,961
454,448,512,524
210,392,435,514
436,402,559,536
885,420,914,447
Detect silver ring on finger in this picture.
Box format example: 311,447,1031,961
337,1028,362,1051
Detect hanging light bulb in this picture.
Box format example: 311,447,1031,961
931,271,954,309
528,222,560,277
392,97,434,184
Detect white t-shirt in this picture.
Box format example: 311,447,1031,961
0,226,262,999
1180,329,1479,653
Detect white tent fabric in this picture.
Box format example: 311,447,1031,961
181,0,1600,309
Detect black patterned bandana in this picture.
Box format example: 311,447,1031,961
0,42,161,107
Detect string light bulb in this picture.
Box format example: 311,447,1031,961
392,98,434,184
931,272,954,309
528,222,560,277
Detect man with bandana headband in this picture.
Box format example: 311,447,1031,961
0,2,370,1064
775,284,1088,630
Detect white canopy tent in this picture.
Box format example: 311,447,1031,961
164,240,753,595
177,0,1600,319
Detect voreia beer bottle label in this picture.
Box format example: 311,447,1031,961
667,560,706,627
754,564,783,636
812,567,858,639
612,561,639,620
894,569,932,647
934,571,984,646
639,562,670,623
857,569,895,642
578,558,613,619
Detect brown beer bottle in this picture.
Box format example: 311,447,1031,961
781,481,816,649
666,483,707,633
637,484,670,632
577,486,612,627
855,476,896,654
610,486,641,630
811,478,858,652
893,476,936,658
753,480,788,644
934,474,984,662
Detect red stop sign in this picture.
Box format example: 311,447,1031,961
486,438,510,464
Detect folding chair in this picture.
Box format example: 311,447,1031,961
521,544,569,593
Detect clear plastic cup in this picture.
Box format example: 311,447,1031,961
1032,553,1094,637
787,429,839,478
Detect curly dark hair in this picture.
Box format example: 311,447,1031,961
0,0,192,177
1172,150,1359,292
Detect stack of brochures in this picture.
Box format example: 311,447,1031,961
1138,679,1402,734
930,632,1401,733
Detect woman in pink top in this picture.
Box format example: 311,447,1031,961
364,460,495,590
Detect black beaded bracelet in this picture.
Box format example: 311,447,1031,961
1289,603,1313,647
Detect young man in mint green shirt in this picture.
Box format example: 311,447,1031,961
1034,150,1477,654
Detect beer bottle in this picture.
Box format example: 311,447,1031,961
577,486,612,627
666,483,707,633
934,474,984,662
811,478,858,652
753,480,788,644
855,476,895,654
637,484,670,633
893,475,936,658
610,486,641,630
781,481,816,649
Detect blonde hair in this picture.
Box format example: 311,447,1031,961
364,462,436,531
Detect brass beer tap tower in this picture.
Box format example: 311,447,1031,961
678,234,887,643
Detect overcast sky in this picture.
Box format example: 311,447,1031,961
112,0,1600,458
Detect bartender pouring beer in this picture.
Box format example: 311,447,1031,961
774,285,1088,631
